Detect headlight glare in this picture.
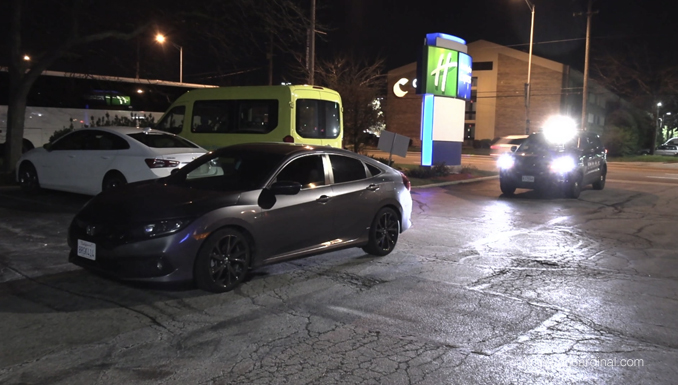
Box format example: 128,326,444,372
550,156,577,173
139,219,191,238
497,154,515,170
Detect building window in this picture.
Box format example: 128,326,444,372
588,93,596,104
472,62,493,71
471,77,478,87
597,116,605,126
588,113,595,123
597,97,606,108
465,90,477,120
465,124,475,140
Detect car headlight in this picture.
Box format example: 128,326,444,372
550,156,577,174
136,218,192,238
497,154,515,170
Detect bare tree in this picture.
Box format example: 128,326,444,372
314,56,385,153
4,0,148,174
592,42,678,154
187,0,326,85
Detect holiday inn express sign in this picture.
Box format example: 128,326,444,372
416,33,473,167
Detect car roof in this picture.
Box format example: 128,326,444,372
503,135,529,139
74,126,172,136
213,142,362,158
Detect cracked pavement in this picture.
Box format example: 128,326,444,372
1,177,677,384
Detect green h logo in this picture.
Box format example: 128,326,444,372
422,46,459,97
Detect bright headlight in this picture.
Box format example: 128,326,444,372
140,219,191,238
550,156,577,173
497,154,515,170
543,115,577,144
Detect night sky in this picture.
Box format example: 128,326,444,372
1,0,676,83
323,0,677,71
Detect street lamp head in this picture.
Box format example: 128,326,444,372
155,34,166,44
23,55,30,61
658,102,663,107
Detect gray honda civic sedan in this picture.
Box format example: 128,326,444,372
68,142,413,292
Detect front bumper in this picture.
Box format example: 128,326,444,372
68,221,202,283
500,169,575,191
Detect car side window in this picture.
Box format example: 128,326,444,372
366,163,383,177
82,131,130,150
276,155,326,189
589,135,604,153
50,131,90,150
329,155,367,183
156,106,186,134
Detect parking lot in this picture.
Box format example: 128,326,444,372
2,174,678,384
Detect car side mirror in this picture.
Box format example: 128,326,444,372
510,146,518,152
270,181,302,195
257,181,302,210
43,143,52,151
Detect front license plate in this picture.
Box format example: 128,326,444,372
77,239,96,260
522,175,535,183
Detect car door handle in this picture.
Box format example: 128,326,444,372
68,155,76,158
316,195,331,203
101,156,111,159
366,184,380,191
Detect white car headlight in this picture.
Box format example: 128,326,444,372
550,156,577,173
497,154,515,170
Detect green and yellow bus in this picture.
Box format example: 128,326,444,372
154,85,343,150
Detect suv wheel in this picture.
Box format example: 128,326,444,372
500,179,516,195
592,169,606,190
565,175,582,199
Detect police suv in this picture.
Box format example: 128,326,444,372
497,130,607,198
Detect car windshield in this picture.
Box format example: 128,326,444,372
128,132,199,148
517,133,577,154
166,149,285,191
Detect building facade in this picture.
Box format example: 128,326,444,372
385,40,616,147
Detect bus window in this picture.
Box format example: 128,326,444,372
156,106,186,134
238,100,278,133
192,100,233,133
296,100,340,139
191,99,278,134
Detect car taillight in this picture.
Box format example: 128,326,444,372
283,135,294,143
145,158,180,168
400,172,411,191
490,145,498,149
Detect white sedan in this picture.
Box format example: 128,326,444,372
16,126,207,195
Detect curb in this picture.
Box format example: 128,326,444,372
412,175,498,189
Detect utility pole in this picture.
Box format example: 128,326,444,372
575,0,598,131
308,0,316,85
524,0,535,135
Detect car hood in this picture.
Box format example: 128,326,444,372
76,179,244,223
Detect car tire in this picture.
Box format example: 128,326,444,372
18,162,40,192
194,228,251,293
362,207,400,256
565,175,582,199
592,169,606,190
500,179,516,195
102,172,127,191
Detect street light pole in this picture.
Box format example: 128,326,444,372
179,45,183,83
524,0,535,135
652,102,662,155
155,34,183,83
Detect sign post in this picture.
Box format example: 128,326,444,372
416,33,473,167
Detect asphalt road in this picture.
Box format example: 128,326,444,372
1,170,677,384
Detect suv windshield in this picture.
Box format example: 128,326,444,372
517,133,577,154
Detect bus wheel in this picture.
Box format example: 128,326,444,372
19,162,40,192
